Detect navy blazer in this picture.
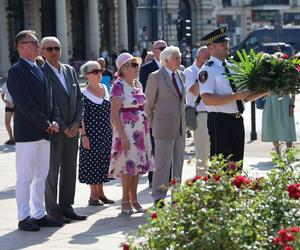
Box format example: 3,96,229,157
7,59,57,142
139,59,159,91
42,62,83,133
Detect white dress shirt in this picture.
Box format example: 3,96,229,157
46,61,69,94
164,66,183,94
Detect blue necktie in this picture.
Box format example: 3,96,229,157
32,64,44,81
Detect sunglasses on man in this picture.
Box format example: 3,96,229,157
87,69,102,75
44,47,61,52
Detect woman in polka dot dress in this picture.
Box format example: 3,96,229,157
79,61,114,206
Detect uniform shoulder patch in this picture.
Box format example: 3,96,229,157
206,61,214,67
198,71,208,83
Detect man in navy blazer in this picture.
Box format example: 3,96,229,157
7,30,63,231
139,40,167,187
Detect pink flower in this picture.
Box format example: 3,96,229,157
111,83,123,97
132,93,146,105
125,160,135,175
133,131,145,151
113,137,122,154
122,112,139,124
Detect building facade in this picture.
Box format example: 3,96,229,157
0,0,216,76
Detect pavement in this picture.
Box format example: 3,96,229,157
0,100,298,249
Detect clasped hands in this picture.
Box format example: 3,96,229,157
64,122,80,138
46,121,59,134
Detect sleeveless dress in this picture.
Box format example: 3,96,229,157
79,85,112,184
261,95,296,142
108,79,155,177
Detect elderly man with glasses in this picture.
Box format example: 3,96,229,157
41,36,86,224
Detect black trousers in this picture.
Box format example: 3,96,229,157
207,112,245,162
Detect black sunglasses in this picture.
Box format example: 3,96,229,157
156,46,166,51
127,62,140,68
87,69,102,75
44,47,61,52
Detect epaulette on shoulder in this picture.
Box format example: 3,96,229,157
205,61,214,67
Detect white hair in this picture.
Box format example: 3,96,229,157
40,36,61,48
196,46,208,58
160,46,181,66
80,61,101,76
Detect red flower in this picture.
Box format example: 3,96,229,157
296,66,300,72
186,179,193,186
213,175,221,182
282,53,289,59
228,162,238,171
151,211,158,220
122,243,130,250
231,175,251,188
289,227,300,233
274,237,280,245
170,177,177,186
287,184,300,199
192,175,208,182
284,246,294,250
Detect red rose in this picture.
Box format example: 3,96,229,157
170,177,177,185
284,246,294,250
287,184,300,199
274,237,280,245
122,243,130,250
289,227,300,233
231,175,251,188
151,211,158,220
192,175,208,183
282,53,289,59
213,175,221,182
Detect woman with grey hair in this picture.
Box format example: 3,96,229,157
78,60,114,206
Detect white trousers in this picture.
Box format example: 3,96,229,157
16,139,50,221
193,113,210,175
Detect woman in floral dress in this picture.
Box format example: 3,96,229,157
109,53,155,214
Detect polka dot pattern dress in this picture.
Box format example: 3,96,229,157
79,86,112,184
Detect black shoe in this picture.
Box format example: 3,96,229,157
49,213,71,224
31,215,64,227
99,196,115,204
154,199,165,208
88,197,104,206
18,217,40,231
62,210,87,221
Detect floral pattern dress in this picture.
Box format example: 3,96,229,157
108,79,155,177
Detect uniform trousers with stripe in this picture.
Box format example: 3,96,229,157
207,112,245,162
15,139,50,221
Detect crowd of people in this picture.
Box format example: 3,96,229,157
1,27,297,231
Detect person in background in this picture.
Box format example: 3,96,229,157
79,61,114,206
144,51,154,64
261,52,297,155
145,46,186,207
1,82,15,145
7,30,62,231
41,36,86,223
132,46,141,57
97,57,114,93
184,46,210,176
109,53,155,214
140,40,167,188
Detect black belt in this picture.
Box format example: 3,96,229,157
209,112,242,119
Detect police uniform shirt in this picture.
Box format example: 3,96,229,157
199,56,240,114
184,62,206,112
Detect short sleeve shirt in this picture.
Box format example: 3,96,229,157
183,62,206,112
199,56,239,113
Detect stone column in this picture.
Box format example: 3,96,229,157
118,0,128,51
56,0,68,63
88,0,100,58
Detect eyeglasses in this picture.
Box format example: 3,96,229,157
44,47,61,52
126,62,140,68
21,40,39,45
155,47,166,51
87,69,102,75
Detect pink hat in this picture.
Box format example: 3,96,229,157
116,53,142,70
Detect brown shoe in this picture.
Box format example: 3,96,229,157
88,197,104,206
99,196,115,204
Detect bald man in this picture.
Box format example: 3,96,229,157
184,46,210,176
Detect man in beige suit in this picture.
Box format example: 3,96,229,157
145,46,186,206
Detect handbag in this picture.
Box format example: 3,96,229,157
256,97,266,109
185,95,201,131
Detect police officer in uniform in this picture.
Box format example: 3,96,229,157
199,27,266,163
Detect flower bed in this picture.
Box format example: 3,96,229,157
127,150,300,250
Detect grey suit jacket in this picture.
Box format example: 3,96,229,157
43,62,83,133
145,66,186,140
